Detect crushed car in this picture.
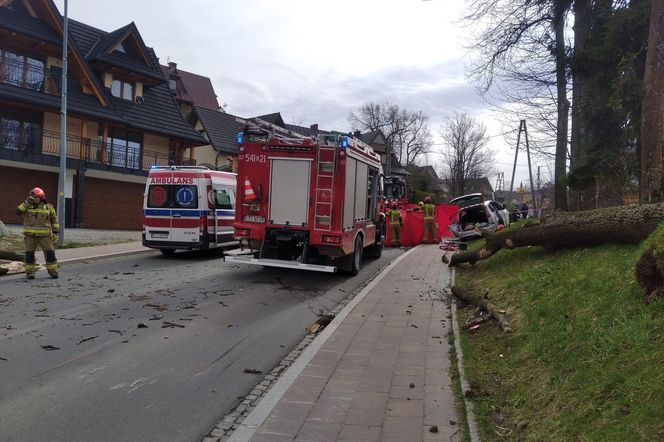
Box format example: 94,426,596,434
447,193,510,240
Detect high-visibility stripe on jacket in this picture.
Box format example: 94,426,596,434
388,209,401,226
17,200,58,236
423,203,435,220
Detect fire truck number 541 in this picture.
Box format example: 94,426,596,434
244,154,267,163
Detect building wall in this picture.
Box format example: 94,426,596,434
81,177,144,229
0,165,58,225
193,144,219,168
143,133,169,154
0,163,146,230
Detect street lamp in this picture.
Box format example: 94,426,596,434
57,0,68,246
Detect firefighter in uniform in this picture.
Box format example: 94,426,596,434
422,195,438,244
16,187,59,279
387,202,402,248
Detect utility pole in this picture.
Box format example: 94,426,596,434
536,166,541,217
57,0,68,246
509,120,538,213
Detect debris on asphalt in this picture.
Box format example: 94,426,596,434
41,345,60,351
450,420,457,425
409,382,415,388
107,289,115,293
108,329,123,335
243,368,263,374
145,303,169,311
137,323,148,328
0,355,8,361
410,324,419,328
429,425,439,433
77,336,98,345
162,321,185,328
308,314,335,334
122,272,135,275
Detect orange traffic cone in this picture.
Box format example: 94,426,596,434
244,177,256,201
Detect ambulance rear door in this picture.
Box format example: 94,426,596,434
145,171,201,245
210,174,236,245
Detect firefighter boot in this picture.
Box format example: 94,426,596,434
25,251,36,279
45,250,58,279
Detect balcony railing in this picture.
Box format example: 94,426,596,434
0,127,196,171
0,56,59,95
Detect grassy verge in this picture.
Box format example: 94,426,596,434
454,237,664,441
0,232,138,253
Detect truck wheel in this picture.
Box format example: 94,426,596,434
160,249,176,256
349,236,363,275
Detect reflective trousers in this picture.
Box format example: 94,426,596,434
422,219,438,244
24,235,58,275
389,224,402,247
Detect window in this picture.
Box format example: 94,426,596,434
148,185,199,209
107,128,142,169
113,42,127,53
0,108,42,151
110,79,134,101
0,49,45,91
169,78,177,91
213,187,235,210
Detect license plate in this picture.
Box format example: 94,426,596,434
151,232,168,239
243,215,265,223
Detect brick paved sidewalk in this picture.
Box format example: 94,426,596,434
229,245,460,442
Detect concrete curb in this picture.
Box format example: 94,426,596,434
59,248,156,265
0,247,156,277
450,267,481,442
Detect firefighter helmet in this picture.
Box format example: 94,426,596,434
391,201,398,209
30,187,45,200
424,196,432,203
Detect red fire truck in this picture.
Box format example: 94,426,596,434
224,120,386,274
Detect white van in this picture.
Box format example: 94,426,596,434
142,166,237,255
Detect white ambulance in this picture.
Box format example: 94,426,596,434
142,166,237,255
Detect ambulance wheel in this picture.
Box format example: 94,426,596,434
160,248,176,256
349,236,363,276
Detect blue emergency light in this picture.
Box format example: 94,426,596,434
236,132,244,144
340,136,349,148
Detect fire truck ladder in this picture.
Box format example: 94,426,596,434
314,144,337,231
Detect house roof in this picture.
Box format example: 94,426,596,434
256,113,286,127
193,106,244,154
0,1,61,45
0,3,206,144
161,64,220,110
463,177,494,195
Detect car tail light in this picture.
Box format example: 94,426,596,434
234,228,251,237
199,216,207,233
322,235,341,244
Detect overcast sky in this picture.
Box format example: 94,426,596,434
53,0,545,189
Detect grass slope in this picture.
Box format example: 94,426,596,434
455,240,664,441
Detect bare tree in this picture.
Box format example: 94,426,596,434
440,112,495,197
463,0,573,210
348,102,433,171
641,0,664,203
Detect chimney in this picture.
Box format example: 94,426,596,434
168,61,177,71
354,130,361,138
310,124,318,132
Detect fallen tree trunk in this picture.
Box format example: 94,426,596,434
0,250,24,261
446,204,664,267
450,285,512,332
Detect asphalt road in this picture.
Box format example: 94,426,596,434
0,247,401,442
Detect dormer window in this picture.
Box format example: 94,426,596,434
111,79,134,100
113,43,127,53
169,78,177,91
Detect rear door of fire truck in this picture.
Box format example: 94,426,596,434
268,158,311,226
